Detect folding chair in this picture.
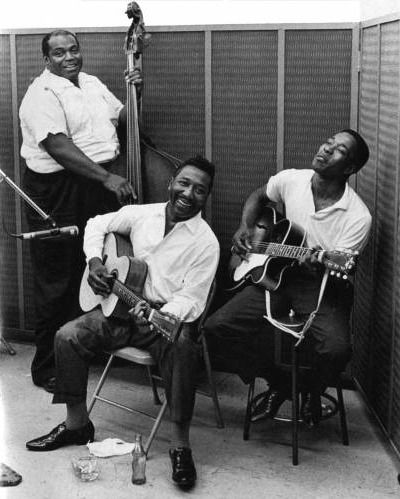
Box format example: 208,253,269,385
88,280,224,454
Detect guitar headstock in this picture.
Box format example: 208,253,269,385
150,310,182,343
322,250,358,280
125,2,151,59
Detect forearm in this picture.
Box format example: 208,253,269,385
41,133,109,183
240,186,270,229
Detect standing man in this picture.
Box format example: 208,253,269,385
204,129,371,425
19,30,140,393
26,157,219,489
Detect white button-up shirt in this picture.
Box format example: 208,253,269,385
19,69,123,173
266,169,371,252
84,203,220,323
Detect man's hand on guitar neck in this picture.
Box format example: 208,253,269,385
298,246,324,273
87,257,113,297
128,301,154,330
232,224,252,261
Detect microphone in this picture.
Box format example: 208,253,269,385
18,225,79,240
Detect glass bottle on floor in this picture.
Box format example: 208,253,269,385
131,433,146,485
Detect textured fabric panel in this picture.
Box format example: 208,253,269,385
141,31,205,160
212,30,278,270
352,26,379,395
372,20,400,427
284,30,352,170
16,33,49,330
376,21,400,446
0,35,20,329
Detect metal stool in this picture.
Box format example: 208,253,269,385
243,313,349,465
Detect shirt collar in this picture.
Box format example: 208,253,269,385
163,202,203,234
309,174,351,212
42,68,88,90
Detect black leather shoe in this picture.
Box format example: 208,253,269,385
250,388,288,422
26,421,95,451
34,377,56,394
169,447,197,488
300,392,322,427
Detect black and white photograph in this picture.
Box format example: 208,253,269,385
1,1,400,497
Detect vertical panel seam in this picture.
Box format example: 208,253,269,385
276,29,285,172
10,33,25,331
204,30,212,223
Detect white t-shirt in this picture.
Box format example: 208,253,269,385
19,69,123,173
83,203,220,323
266,169,371,252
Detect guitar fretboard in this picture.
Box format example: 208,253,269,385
112,279,151,314
250,241,316,260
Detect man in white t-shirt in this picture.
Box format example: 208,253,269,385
19,30,140,393
204,129,371,425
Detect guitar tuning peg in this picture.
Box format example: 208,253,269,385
342,274,348,280
336,272,341,279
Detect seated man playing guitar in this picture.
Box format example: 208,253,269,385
204,129,371,425
26,156,219,490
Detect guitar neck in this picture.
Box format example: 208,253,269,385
112,279,151,315
250,241,316,261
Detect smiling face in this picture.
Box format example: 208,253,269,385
44,33,82,84
167,165,211,222
312,132,358,180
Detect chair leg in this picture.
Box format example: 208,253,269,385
336,380,349,446
146,366,162,405
144,398,168,456
243,378,255,441
88,354,115,415
201,335,224,428
291,345,299,465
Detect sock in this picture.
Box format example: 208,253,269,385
170,421,190,450
65,402,89,430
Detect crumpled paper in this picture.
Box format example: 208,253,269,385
87,438,135,457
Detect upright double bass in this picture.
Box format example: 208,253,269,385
124,1,180,204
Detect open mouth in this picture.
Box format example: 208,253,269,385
176,198,192,209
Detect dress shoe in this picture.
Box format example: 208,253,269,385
34,377,56,394
250,388,288,422
169,447,197,488
26,421,95,451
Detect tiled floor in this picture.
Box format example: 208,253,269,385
1,341,399,498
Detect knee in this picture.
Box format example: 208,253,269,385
54,320,78,352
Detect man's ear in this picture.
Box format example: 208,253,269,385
44,56,50,67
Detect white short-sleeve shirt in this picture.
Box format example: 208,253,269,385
266,169,372,252
19,69,124,173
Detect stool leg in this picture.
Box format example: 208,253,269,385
336,381,349,446
243,378,255,441
292,345,299,465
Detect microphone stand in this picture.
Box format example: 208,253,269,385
0,168,56,356
0,168,57,230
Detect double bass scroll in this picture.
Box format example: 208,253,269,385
124,1,151,203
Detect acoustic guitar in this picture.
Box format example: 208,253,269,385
229,206,357,291
79,232,182,343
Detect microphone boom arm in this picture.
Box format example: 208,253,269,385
0,168,57,233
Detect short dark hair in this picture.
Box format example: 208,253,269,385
42,29,80,57
340,129,370,172
174,155,215,189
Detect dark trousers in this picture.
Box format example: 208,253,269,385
23,166,120,385
53,309,201,423
204,269,353,391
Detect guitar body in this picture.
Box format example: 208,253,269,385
79,233,148,320
230,207,306,291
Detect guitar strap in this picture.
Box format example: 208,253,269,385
263,269,330,347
